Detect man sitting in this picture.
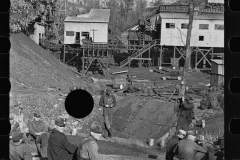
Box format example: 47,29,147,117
165,129,187,160
27,113,48,157
177,130,208,160
10,131,33,160
77,123,102,160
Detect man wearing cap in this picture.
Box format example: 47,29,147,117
10,131,33,160
76,123,102,160
165,130,187,160
99,87,116,138
177,130,207,160
48,117,78,160
176,95,195,132
27,113,48,157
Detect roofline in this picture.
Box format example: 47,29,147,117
64,21,109,23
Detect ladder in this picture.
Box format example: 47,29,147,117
119,40,158,68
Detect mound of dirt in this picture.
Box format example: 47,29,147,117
10,33,90,91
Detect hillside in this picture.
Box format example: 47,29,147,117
10,33,91,91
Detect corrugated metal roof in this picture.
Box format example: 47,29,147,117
65,9,110,23
160,12,224,20
211,59,224,64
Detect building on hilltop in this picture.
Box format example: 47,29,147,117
64,9,110,45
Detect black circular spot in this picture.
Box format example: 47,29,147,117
0,119,11,135
65,89,94,119
0,78,11,94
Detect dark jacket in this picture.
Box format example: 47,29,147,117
165,135,180,160
47,129,78,160
177,139,207,160
10,141,33,160
99,94,116,108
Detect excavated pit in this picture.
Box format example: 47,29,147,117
112,96,177,142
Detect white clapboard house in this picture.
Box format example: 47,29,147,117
64,9,110,45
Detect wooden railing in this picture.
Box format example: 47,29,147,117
119,39,160,68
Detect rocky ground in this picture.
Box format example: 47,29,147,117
10,33,224,159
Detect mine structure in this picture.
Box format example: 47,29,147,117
40,2,224,77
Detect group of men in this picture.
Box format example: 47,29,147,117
166,129,210,160
165,81,224,160
10,113,103,160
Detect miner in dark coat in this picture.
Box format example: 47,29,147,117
175,95,195,132
165,129,187,160
47,117,78,160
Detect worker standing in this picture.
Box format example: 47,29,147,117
47,117,78,160
99,87,116,138
175,95,195,132
77,123,102,160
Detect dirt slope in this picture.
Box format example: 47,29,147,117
10,33,90,91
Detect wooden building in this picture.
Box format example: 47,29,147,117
64,9,110,45
29,22,45,45
158,13,224,48
210,59,224,86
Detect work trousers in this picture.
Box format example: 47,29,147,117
103,107,114,137
176,116,190,132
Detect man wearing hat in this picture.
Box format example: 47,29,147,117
76,123,102,160
27,113,48,157
165,129,187,160
177,130,207,160
48,117,78,160
10,131,33,160
99,86,116,138
176,94,195,132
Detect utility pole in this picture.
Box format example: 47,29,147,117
90,29,98,42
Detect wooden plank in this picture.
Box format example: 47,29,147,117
130,58,151,60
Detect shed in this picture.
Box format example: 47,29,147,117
29,22,45,45
210,59,224,86
64,9,110,45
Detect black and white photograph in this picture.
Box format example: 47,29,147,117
9,0,224,160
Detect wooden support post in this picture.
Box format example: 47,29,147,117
195,48,197,69
63,45,65,63
128,57,130,68
107,50,109,78
82,49,85,74
173,46,176,68
148,48,150,68
160,45,162,67
211,47,214,60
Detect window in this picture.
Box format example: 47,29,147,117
66,31,74,36
76,32,80,40
81,32,90,38
181,23,188,29
166,23,175,28
199,36,204,41
215,24,224,30
199,24,209,30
